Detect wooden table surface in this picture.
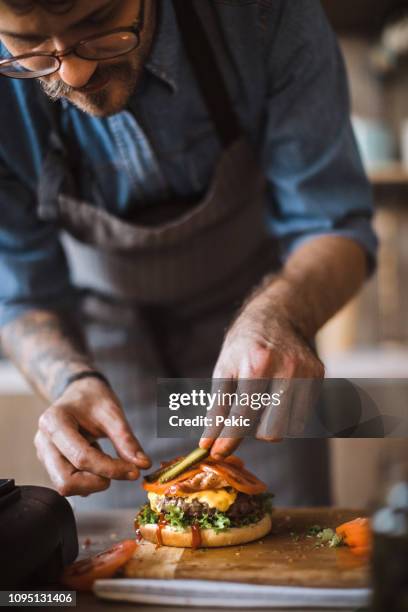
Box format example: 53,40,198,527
56,509,368,612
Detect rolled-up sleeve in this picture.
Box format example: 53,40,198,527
262,0,377,271
0,160,74,328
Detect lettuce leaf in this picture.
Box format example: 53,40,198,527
138,504,253,533
138,504,158,525
164,505,186,529
211,512,232,533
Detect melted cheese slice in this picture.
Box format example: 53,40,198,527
148,488,237,513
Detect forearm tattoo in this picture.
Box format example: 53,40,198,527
1,310,95,402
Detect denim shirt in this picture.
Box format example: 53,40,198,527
0,0,377,327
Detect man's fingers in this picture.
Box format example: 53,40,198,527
210,378,267,454
256,355,323,438
210,437,242,458
98,408,151,469
288,378,322,436
39,412,140,481
199,437,213,450
35,431,110,497
199,377,234,447
255,379,293,440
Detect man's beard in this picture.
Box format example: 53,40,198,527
39,60,139,116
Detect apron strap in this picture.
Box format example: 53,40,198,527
35,86,78,220
172,0,241,148
35,86,64,149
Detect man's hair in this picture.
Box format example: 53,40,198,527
3,0,76,13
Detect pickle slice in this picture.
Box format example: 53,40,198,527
144,457,184,483
158,448,209,484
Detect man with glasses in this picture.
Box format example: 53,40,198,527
0,0,376,508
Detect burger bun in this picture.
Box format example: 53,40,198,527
139,513,272,548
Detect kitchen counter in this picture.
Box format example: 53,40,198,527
57,509,361,612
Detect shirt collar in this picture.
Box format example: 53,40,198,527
144,0,182,93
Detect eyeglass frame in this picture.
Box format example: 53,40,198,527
0,0,145,79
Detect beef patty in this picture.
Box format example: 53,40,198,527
155,492,265,523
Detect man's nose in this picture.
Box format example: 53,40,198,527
58,55,98,89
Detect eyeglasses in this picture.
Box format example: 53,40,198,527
0,1,144,80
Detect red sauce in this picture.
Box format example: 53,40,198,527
135,529,143,543
191,523,202,549
156,513,168,548
134,518,143,542
156,523,164,547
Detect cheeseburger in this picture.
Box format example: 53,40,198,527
135,449,273,548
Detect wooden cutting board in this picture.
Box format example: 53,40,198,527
125,508,369,589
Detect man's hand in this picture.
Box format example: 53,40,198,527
35,377,151,497
1,309,151,497
200,300,324,458
200,236,368,459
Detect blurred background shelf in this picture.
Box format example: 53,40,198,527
369,163,408,186
322,0,405,34
0,361,31,394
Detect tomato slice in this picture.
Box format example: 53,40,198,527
224,455,244,468
61,539,137,591
142,466,203,494
336,517,371,557
201,460,267,494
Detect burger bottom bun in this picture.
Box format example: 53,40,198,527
139,513,272,548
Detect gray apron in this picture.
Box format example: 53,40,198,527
37,0,330,509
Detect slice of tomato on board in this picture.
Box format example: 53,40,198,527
61,539,137,591
336,517,372,557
